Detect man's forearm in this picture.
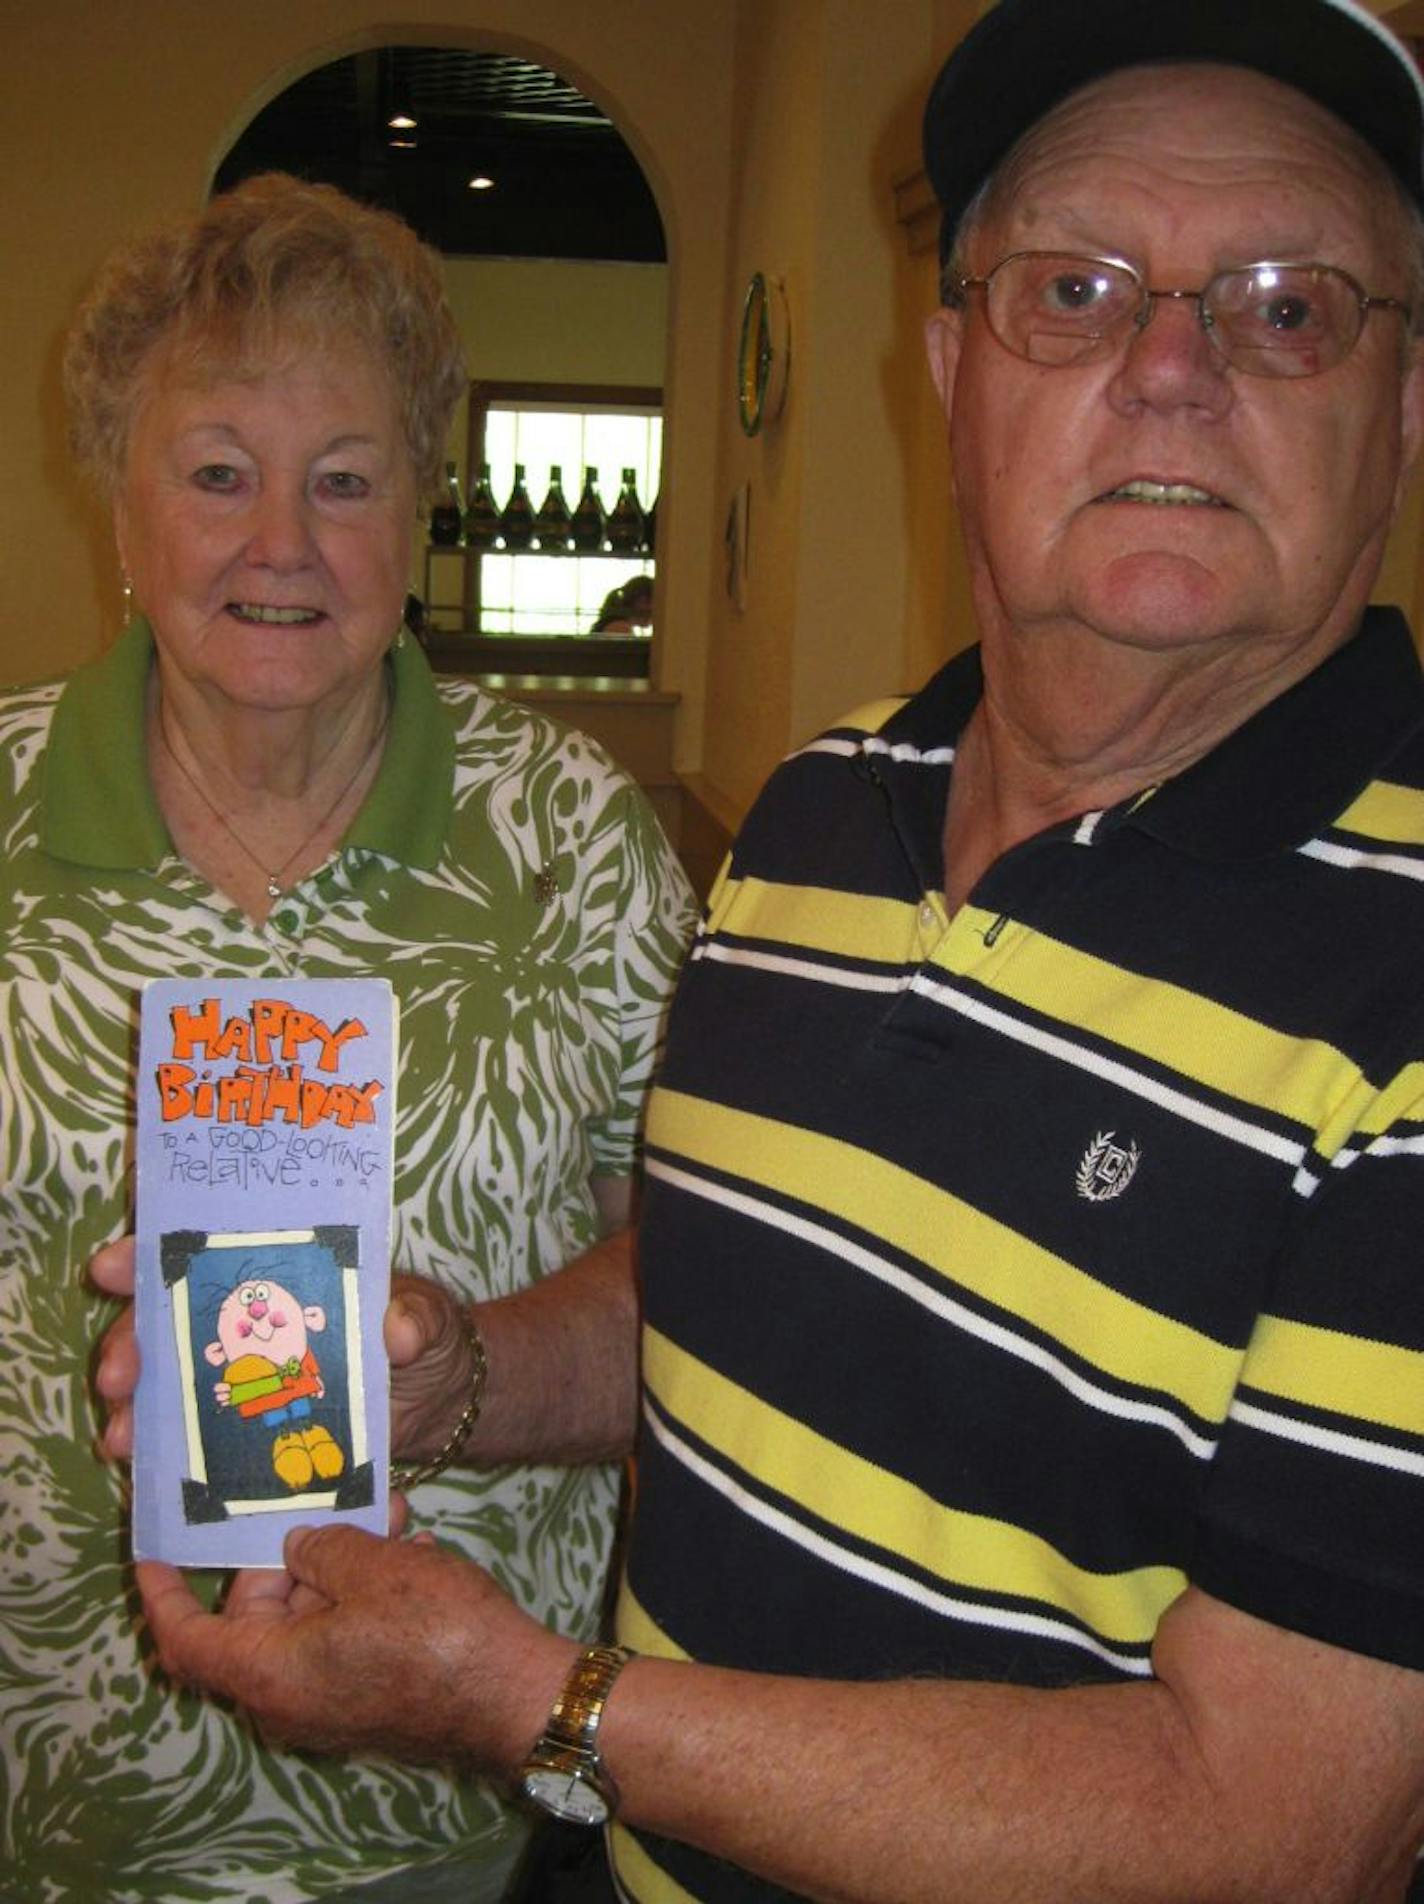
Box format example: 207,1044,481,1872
136,1544,1424,1904
585,1588,1424,1904
601,1659,1202,1904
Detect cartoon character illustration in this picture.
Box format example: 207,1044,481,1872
204,1272,346,1491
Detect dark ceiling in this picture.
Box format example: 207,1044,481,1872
214,47,666,263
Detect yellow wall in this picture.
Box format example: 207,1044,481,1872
699,0,952,816
444,257,667,393
440,255,667,485
0,0,733,770
4,0,1421,813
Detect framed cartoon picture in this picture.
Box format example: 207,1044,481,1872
132,979,396,1566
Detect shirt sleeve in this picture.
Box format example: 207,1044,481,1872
584,778,697,1178
1192,1071,1424,1670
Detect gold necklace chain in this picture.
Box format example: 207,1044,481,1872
157,703,389,900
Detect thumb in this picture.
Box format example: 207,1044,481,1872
383,1275,461,1369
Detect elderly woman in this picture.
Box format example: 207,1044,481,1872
0,174,693,1901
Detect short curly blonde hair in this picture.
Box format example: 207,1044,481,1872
63,172,467,499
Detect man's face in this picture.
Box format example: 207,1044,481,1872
927,64,1424,676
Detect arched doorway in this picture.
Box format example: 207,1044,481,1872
214,45,669,677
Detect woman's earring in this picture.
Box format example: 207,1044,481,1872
121,572,134,624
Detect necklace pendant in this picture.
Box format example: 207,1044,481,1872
266,875,282,899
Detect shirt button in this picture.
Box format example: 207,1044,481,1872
919,902,936,930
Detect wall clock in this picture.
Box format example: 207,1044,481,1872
736,271,789,436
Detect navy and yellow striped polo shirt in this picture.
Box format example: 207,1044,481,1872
613,607,1424,1903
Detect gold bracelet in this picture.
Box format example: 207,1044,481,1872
391,1308,488,1489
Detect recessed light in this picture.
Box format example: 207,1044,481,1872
468,174,495,191
388,111,417,129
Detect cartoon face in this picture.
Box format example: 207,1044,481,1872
204,1277,326,1369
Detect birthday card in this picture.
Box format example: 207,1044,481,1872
132,977,396,1567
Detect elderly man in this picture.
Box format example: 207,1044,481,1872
122,0,1424,1898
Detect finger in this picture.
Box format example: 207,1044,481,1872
98,1400,134,1463
137,1561,242,1695
383,1298,428,1368
95,1308,140,1461
89,1235,136,1297
388,1492,410,1539
383,1273,461,1369
284,1522,392,1601
94,1308,138,1399
221,1564,333,1625
221,1564,301,1621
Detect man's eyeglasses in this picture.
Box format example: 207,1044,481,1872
947,253,1413,378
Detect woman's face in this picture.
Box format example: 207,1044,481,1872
115,345,417,719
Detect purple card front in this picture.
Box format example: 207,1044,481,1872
133,978,395,1567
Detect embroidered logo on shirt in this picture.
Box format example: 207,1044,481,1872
1075,1130,1141,1202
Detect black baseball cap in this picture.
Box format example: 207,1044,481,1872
924,0,1424,262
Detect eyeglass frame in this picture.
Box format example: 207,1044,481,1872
944,251,1414,378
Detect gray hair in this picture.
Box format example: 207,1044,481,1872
64,172,467,499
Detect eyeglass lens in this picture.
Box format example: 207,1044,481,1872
980,255,1368,377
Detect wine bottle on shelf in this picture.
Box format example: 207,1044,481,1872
429,461,464,547
533,464,574,553
640,488,658,557
570,466,607,554
499,463,535,552
605,467,645,555
463,462,502,551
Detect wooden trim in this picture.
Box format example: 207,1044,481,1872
677,771,746,839
676,772,743,902
893,165,941,259
421,631,651,680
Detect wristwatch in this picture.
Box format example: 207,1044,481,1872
518,1643,635,1826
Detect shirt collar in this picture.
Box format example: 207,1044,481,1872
876,606,1424,865
39,618,454,872
1119,607,1424,860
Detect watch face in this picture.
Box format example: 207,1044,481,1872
522,1763,611,1827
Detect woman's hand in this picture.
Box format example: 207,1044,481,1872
91,1241,479,1468
385,1272,485,1465
91,1235,139,1461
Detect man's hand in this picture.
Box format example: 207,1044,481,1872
138,1527,577,1768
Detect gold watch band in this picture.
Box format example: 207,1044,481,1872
518,1643,636,1826
543,1643,635,1755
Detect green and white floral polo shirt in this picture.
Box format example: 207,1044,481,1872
0,621,695,1902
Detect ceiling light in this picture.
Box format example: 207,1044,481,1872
388,110,417,129
389,137,417,151
468,173,495,191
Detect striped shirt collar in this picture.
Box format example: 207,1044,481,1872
876,606,1424,865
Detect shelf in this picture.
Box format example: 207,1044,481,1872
421,632,652,680
426,543,649,559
